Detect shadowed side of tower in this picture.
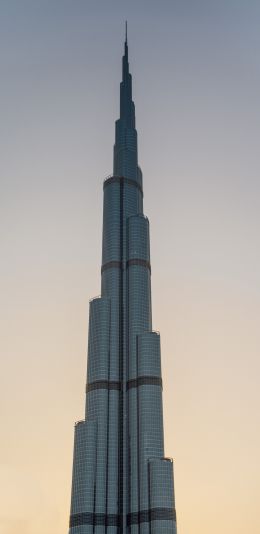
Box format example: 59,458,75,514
68,29,177,534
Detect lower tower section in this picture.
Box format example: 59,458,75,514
149,458,177,534
69,420,97,534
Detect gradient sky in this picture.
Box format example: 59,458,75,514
1,1,260,533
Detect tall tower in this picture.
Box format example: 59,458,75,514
69,28,177,534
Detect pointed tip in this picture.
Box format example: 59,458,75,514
125,20,128,44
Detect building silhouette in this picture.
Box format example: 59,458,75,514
68,28,177,534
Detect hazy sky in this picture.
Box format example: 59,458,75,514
1,1,260,533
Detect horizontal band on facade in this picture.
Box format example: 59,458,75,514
101,258,151,274
103,175,143,195
101,260,122,273
86,377,162,393
127,507,176,525
70,512,119,527
127,258,151,272
127,376,162,390
70,508,176,528
86,380,121,392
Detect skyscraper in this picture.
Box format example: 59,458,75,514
68,27,177,534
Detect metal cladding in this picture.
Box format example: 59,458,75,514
69,32,177,534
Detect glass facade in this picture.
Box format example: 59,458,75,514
68,34,177,534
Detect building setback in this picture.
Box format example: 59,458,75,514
68,28,177,534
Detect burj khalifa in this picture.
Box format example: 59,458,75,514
68,27,177,534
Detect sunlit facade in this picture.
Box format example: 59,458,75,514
68,30,177,534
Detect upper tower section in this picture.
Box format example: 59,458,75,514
113,23,142,187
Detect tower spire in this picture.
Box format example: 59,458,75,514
113,23,137,179
124,20,128,63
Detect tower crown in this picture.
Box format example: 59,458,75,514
113,26,140,183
